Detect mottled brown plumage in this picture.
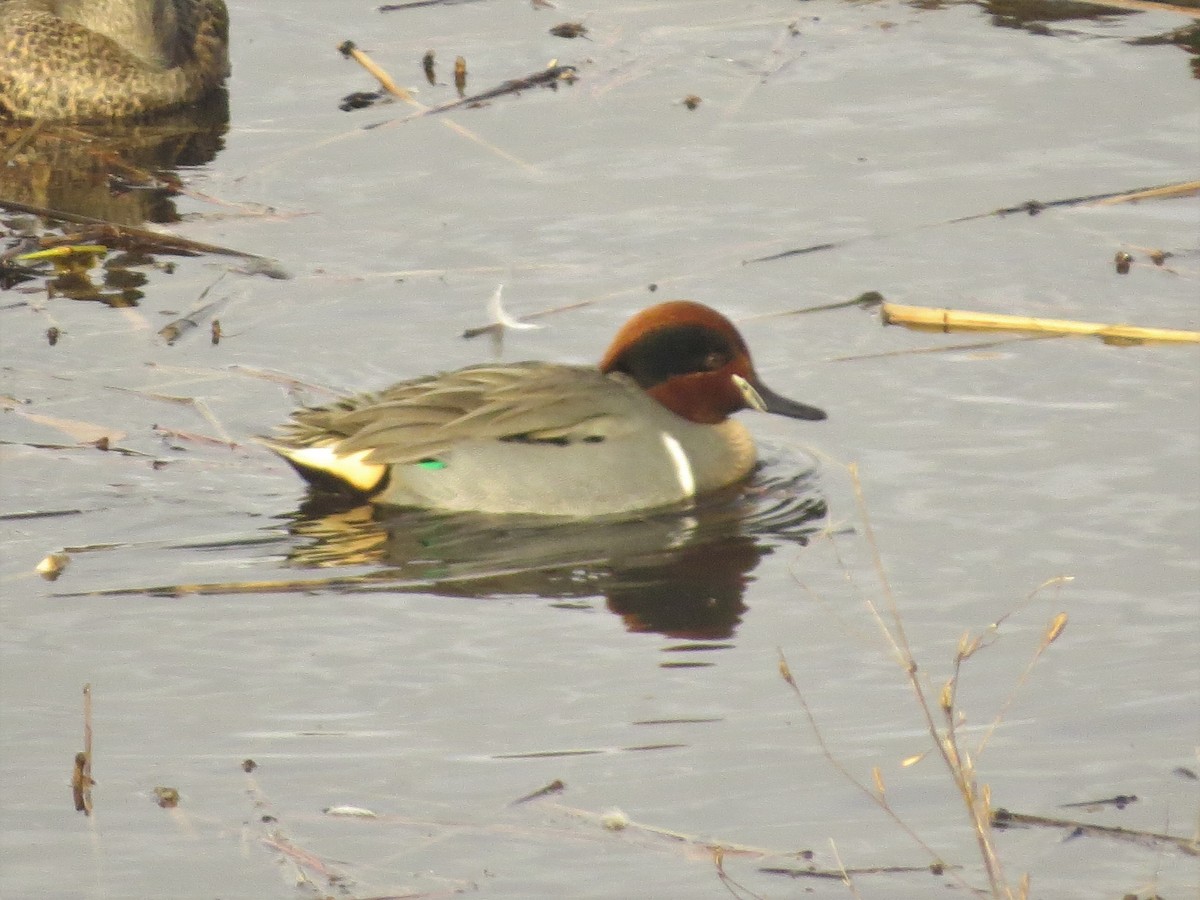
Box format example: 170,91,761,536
0,0,229,121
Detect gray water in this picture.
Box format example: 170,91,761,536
2,1,1197,897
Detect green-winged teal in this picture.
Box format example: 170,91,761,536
265,301,827,516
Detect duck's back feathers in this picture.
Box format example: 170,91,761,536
269,363,644,470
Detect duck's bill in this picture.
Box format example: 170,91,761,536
733,374,827,421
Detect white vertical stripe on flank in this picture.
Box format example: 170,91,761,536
659,432,696,498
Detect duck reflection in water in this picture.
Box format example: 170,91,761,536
283,459,826,640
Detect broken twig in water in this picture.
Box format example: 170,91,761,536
880,302,1200,345
1089,179,1200,205
738,291,884,321
158,275,230,345
992,808,1199,856
337,41,413,101
337,42,541,172
0,199,288,277
510,779,566,805
761,862,953,881
397,63,578,121
744,179,1199,264
379,0,485,10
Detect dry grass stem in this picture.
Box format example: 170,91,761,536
841,463,1017,896
828,838,862,898
881,302,1200,345
973,612,1069,758
712,846,764,900
1044,613,1067,646
1090,178,1200,202
776,649,958,884
339,42,414,101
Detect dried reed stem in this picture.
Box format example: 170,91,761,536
845,464,1013,896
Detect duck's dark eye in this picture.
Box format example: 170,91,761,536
703,351,728,371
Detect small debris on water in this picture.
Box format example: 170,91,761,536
37,552,70,580
71,752,94,812
549,22,588,39
600,808,629,830
682,94,702,110
324,805,378,818
1060,793,1138,810
511,779,565,805
339,90,383,112
153,786,180,808
454,56,467,97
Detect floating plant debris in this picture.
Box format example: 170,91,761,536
549,22,588,39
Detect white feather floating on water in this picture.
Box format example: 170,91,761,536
489,284,544,331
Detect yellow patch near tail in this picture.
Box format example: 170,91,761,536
276,445,387,493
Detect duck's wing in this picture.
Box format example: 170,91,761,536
271,362,644,466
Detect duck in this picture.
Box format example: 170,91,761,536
265,300,827,517
0,0,229,122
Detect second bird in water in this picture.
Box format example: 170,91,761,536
0,0,229,121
